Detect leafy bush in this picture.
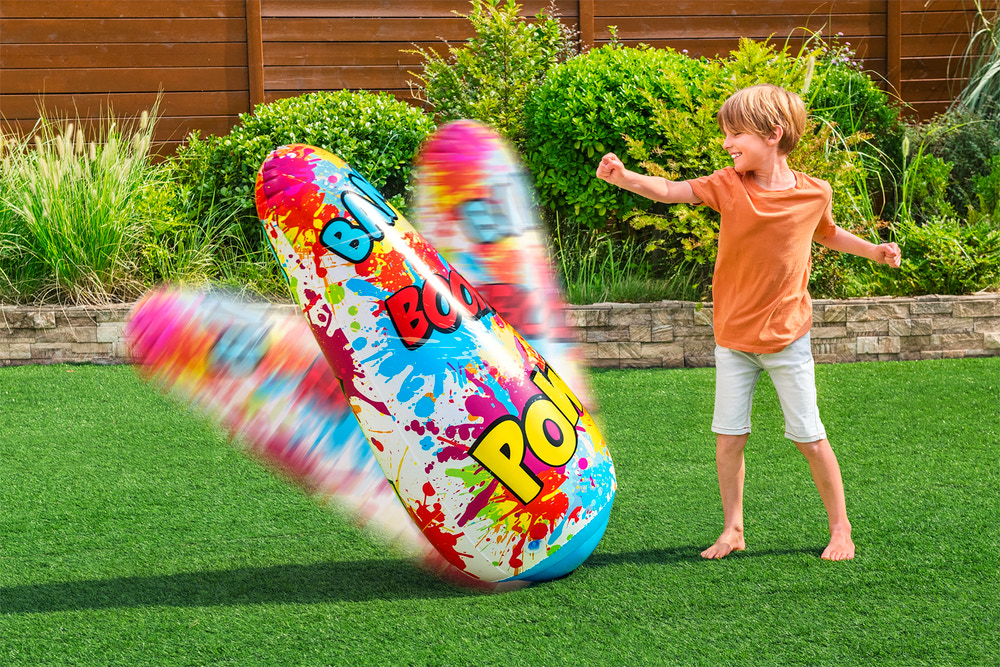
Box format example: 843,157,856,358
407,0,576,147
523,43,718,231
874,217,1000,295
973,153,1000,217
173,90,436,245
907,107,1000,214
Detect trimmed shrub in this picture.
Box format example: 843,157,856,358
523,43,719,231
173,90,436,244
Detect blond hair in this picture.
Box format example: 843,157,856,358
716,84,807,155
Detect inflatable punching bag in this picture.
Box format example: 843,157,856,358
256,144,615,583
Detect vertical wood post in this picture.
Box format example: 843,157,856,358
886,0,902,99
579,0,595,52
246,0,265,110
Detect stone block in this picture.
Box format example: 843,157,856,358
856,336,879,354
35,326,98,344
586,329,608,343
683,337,716,356
629,323,652,342
641,342,685,363
684,355,715,368
985,332,1000,350
847,303,909,321
30,344,70,360
899,334,936,352
584,309,609,327
96,306,134,323
609,308,650,327
888,318,933,336
931,317,974,334
974,317,1000,333
56,310,99,328
604,326,631,342
954,299,999,318
0,309,56,330
910,301,953,315
941,333,982,351
694,307,713,327
619,342,643,360
821,304,847,323
0,343,31,360
651,322,674,343
564,308,588,328
667,305,695,322
596,342,620,359
848,320,888,335
72,342,111,356
920,350,944,360
879,337,901,354
812,325,847,339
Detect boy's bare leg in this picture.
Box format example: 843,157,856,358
795,438,855,561
702,433,749,559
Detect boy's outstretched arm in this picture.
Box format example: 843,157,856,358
814,225,902,268
596,153,702,204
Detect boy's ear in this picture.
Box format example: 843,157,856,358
768,125,784,146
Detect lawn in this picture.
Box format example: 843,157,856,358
2,358,997,666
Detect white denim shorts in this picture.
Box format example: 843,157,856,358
712,332,827,443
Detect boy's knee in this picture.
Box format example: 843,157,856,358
794,438,829,458
717,433,749,453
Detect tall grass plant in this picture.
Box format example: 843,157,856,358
0,110,159,304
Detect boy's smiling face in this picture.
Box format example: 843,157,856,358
722,129,779,175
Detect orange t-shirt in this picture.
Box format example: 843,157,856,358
687,167,836,354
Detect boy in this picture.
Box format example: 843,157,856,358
596,84,901,561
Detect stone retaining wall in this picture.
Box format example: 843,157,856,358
2,294,998,368
570,294,1000,368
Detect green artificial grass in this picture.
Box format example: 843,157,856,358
2,359,997,666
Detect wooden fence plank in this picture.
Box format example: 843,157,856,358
592,15,886,41
265,41,445,66
579,0,594,50
261,0,576,18
0,18,248,43
247,0,265,107
593,0,882,15
901,33,973,56
0,43,248,69
0,92,250,118
261,17,473,42
902,9,980,35
1,68,250,94
264,66,412,91
0,0,245,18
887,0,902,96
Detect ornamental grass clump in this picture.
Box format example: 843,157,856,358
0,109,160,304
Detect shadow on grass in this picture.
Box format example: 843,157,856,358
3,546,835,614
582,544,830,568
1,558,475,614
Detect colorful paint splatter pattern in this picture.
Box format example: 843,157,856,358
256,144,616,582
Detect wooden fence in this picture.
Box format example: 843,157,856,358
0,0,993,153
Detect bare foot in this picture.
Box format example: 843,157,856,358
701,527,746,559
821,530,855,561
